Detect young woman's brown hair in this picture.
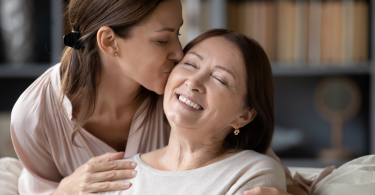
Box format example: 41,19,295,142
183,29,274,154
61,0,166,145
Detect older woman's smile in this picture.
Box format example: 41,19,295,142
176,94,204,110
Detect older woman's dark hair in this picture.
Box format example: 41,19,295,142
183,29,274,154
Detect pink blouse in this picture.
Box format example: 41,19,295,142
11,64,170,194
11,64,330,195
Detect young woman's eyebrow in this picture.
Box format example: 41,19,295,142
155,21,184,32
156,27,175,32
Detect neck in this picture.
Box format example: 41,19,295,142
95,63,142,117
158,130,227,171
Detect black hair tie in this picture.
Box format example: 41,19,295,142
63,31,82,50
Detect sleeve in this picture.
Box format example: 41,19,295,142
233,156,287,195
265,148,294,186
10,69,61,195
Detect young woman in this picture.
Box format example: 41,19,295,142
11,0,303,195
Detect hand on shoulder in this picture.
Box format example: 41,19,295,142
244,185,308,195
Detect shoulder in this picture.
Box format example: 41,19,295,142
235,150,286,180
231,150,286,192
242,150,282,166
11,64,60,136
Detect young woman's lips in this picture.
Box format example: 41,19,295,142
175,94,204,111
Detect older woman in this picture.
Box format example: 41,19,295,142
99,29,286,195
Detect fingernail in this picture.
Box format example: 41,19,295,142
124,182,130,188
244,190,252,195
131,162,137,167
131,170,137,176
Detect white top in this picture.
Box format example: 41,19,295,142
102,151,286,195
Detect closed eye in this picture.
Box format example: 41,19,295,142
184,62,197,69
214,77,227,86
158,41,168,45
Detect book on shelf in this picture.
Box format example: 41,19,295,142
240,0,276,61
294,0,308,64
353,0,369,63
200,0,211,33
227,0,242,33
224,0,369,67
308,0,322,65
276,0,297,64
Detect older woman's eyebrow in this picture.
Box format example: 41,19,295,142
187,51,204,60
187,51,235,80
214,65,236,80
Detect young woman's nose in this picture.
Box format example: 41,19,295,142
168,38,184,62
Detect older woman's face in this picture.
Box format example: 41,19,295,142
163,36,254,139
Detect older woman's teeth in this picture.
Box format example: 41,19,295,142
178,95,202,110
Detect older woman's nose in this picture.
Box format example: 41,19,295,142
184,75,205,93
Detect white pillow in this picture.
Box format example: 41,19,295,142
0,157,23,195
313,155,375,195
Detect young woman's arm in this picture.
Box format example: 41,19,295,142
11,69,136,195
12,113,135,195
244,186,308,195
53,153,134,195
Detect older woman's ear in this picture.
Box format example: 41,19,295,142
230,107,257,129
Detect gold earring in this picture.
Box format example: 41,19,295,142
234,128,240,135
114,52,118,56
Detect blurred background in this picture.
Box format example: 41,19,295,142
0,0,373,168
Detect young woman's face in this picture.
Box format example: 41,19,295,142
163,36,253,141
116,0,183,94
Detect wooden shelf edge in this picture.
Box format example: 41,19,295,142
272,62,371,76
0,64,53,78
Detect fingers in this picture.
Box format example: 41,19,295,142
84,170,138,183
80,181,132,193
89,152,125,163
85,160,137,173
244,187,290,195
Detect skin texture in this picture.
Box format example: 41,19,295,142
141,36,256,172
54,0,183,194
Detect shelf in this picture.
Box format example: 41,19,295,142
0,62,371,78
272,62,371,76
0,64,52,78
281,158,347,168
